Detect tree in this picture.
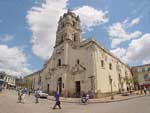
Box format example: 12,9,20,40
23,78,30,88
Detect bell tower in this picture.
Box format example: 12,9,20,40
55,10,81,47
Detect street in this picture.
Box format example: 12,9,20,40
0,90,150,113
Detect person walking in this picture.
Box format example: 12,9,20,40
21,88,27,104
18,88,22,103
144,87,147,95
35,88,40,103
53,92,61,109
28,89,31,96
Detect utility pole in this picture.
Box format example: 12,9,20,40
88,76,95,91
109,76,114,100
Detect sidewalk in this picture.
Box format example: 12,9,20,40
48,93,146,104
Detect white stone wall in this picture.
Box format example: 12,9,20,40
66,43,94,94
94,43,132,95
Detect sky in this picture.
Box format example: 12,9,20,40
0,0,150,77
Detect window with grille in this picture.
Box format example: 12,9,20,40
109,63,112,70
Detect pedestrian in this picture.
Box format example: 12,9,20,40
144,87,147,95
28,89,31,96
53,92,61,109
86,93,89,101
35,88,40,103
18,88,22,103
127,86,129,92
21,88,27,104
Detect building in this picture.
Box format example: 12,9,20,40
24,70,43,91
131,64,150,89
4,75,16,89
25,10,133,98
0,72,16,89
15,77,23,89
0,71,6,87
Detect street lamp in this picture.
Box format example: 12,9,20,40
88,76,95,91
57,80,60,93
109,76,114,100
88,75,95,98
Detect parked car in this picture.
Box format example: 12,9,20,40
121,91,129,96
38,90,49,98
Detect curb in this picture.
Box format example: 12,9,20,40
88,95,145,104
48,95,146,104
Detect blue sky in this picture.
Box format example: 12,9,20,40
0,0,150,76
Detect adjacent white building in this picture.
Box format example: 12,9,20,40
1,74,17,89
131,64,150,89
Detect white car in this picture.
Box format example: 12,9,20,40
38,90,49,98
121,91,129,96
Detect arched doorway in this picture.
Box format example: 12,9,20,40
75,81,81,97
57,77,62,95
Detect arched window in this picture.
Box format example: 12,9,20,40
74,36,76,41
58,59,61,66
73,21,76,27
61,22,64,28
109,63,112,70
77,59,80,64
101,60,104,67
73,33,77,41
38,75,41,85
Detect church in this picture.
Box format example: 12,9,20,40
25,10,133,98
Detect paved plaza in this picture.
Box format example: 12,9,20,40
0,89,150,113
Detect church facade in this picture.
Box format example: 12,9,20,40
25,11,133,98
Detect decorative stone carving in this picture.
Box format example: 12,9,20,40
71,64,86,75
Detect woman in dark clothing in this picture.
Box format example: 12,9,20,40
53,92,61,109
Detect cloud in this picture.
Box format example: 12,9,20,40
26,0,109,59
108,17,142,48
128,18,140,27
111,34,150,65
26,0,68,60
0,44,33,76
0,35,14,42
142,59,150,65
74,6,108,31
122,34,150,64
110,48,126,59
